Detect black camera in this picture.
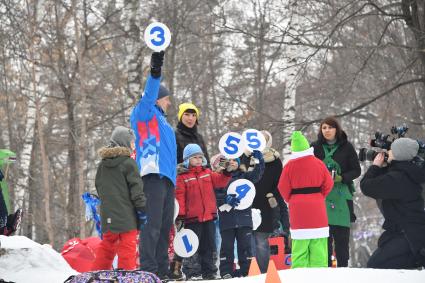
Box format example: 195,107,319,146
358,148,388,162
359,124,408,162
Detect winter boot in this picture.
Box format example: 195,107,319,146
168,259,184,280
5,209,23,236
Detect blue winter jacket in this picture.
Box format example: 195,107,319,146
130,75,177,186
218,155,265,231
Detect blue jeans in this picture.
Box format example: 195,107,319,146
252,231,271,273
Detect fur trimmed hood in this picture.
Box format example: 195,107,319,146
98,147,132,168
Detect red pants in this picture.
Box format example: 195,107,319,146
92,229,138,270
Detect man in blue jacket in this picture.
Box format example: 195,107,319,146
130,51,177,279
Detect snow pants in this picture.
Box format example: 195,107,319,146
182,221,218,278
92,229,138,270
291,237,328,268
219,226,252,277
139,174,175,276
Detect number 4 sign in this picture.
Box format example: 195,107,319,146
227,179,256,210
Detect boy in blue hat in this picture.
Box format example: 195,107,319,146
175,144,231,280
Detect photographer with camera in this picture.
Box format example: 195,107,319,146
311,116,361,267
360,138,425,269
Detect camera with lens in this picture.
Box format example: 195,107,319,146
358,124,408,162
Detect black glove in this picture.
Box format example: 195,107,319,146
0,169,4,181
175,219,184,231
150,51,164,78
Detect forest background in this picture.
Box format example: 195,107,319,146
1,0,424,267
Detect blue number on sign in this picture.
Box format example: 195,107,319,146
150,26,165,46
224,135,241,155
235,184,251,199
182,235,193,253
246,132,261,149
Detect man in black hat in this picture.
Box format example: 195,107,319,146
130,51,177,279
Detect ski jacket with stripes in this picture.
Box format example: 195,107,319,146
130,75,177,185
176,166,230,223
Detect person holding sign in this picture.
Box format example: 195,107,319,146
278,131,334,268
218,150,264,279
175,144,231,280
130,50,177,279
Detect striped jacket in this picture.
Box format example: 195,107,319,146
130,75,177,185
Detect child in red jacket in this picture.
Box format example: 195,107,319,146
175,144,231,280
278,131,333,268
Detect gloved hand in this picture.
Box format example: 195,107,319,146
137,210,147,228
150,51,164,78
225,194,240,208
334,174,343,183
175,219,184,231
252,150,263,160
0,169,4,181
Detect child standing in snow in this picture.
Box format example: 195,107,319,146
175,144,231,280
92,126,146,271
218,150,264,278
278,131,333,268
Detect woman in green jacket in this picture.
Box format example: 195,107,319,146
311,117,361,267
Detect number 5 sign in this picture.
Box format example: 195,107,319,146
242,129,266,153
219,132,245,159
227,179,256,210
173,229,199,258
144,22,171,52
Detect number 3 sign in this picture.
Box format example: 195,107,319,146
227,179,256,210
144,22,171,52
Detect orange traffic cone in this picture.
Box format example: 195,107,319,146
265,260,281,283
248,257,261,276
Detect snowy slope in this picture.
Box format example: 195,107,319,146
0,235,78,283
0,236,424,283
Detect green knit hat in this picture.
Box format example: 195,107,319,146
291,131,310,152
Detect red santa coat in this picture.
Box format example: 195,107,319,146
278,148,333,239
176,166,231,223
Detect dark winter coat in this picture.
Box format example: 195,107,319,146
251,148,283,233
360,161,425,265
95,146,146,233
175,122,210,165
311,131,361,227
218,155,265,231
176,166,230,224
311,132,361,186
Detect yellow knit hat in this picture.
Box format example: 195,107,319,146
178,103,200,121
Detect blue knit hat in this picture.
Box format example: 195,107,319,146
183,144,207,168
157,84,170,100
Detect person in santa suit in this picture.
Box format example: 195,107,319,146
278,131,334,268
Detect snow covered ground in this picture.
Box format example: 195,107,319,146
1,235,425,283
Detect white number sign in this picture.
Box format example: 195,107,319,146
144,22,171,52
